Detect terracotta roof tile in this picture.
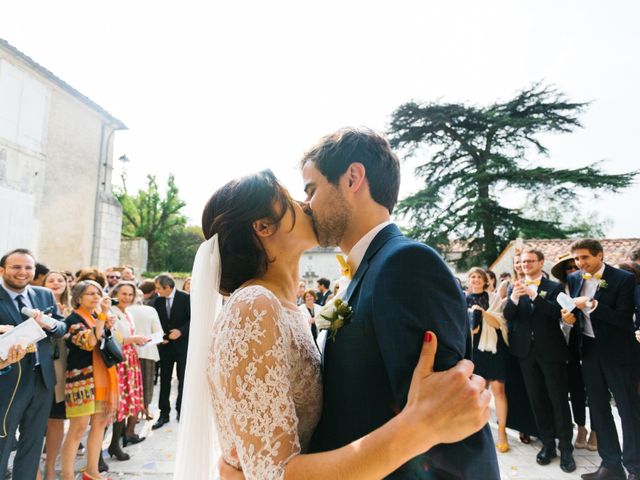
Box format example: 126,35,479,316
516,238,640,266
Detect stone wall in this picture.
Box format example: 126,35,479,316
120,237,148,275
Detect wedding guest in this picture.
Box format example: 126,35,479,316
121,266,136,283
108,282,147,460
63,270,75,289
551,253,596,451
41,271,74,480
466,268,510,452
498,253,524,299
316,278,332,306
138,280,158,306
127,292,163,420
564,239,640,480
503,253,539,445
296,280,306,306
75,268,107,289
298,289,321,342
505,249,575,473
182,277,191,294
0,249,66,480
60,281,119,480
152,274,190,429
485,269,498,293
31,262,50,286
104,268,122,294
0,345,27,371
618,262,640,325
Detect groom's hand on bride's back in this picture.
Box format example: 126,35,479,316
218,449,245,480
403,331,491,449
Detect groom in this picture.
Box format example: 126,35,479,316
302,127,499,479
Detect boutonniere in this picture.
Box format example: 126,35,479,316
597,279,608,290
316,298,353,341
539,291,547,298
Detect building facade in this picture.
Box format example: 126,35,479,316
0,38,126,270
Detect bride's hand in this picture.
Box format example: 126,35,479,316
401,331,491,452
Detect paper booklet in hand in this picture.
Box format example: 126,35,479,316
556,292,576,312
0,319,47,360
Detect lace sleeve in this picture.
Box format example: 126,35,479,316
215,290,300,480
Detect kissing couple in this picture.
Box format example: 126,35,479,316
174,127,500,479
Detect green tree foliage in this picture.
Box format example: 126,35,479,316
115,174,192,271
388,83,638,268
156,225,204,272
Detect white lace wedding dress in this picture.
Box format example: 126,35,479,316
207,285,323,480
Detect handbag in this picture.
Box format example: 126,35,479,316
98,329,124,368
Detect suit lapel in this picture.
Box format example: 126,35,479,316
0,285,23,326
594,264,611,301
343,224,403,305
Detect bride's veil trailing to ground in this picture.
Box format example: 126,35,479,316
173,235,223,479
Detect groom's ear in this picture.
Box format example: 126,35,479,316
252,219,275,237
345,163,367,192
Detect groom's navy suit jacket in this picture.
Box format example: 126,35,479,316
309,224,499,479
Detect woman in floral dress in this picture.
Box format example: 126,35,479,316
108,281,148,459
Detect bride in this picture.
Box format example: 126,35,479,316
175,170,490,479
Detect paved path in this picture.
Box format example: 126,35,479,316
36,381,621,479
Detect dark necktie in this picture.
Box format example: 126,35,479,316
15,294,30,323
15,294,39,366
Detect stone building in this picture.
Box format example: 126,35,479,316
0,38,126,270
299,247,342,289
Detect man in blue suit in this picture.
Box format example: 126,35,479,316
564,239,640,480
303,127,499,479
0,248,67,479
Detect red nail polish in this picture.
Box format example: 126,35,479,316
424,332,432,343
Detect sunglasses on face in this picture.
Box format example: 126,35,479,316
107,275,121,279
565,265,578,272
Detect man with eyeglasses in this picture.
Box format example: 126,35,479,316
505,248,576,473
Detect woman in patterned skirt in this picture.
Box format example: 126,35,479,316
108,281,147,459
60,280,119,480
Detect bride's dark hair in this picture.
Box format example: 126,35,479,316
201,169,296,295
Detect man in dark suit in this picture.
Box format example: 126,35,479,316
315,277,332,306
504,248,575,472
0,248,66,479
302,127,499,479
564,239,640,480
152,273,190,429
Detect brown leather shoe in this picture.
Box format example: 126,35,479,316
581,465,627,480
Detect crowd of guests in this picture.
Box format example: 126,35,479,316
0,249,190,480
2,240,639,479
464,240,640,480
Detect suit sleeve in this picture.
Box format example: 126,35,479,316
371,243,467,407
591,274,636,331
371,243,499,480
43,290,66,338
178,293,191,338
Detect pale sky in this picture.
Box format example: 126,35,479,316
2,0,639,237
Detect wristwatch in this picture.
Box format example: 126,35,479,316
585,298,595,310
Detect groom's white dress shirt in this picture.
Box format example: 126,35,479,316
346,220,392,277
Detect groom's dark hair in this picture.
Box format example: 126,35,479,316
300,127,401,214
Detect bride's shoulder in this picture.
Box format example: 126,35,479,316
226,284,281,312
